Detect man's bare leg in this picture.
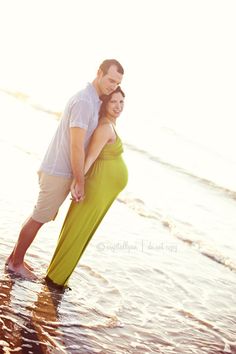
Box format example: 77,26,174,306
6,216,35,270
7,217,44,279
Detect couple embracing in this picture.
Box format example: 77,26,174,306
6,59,127,287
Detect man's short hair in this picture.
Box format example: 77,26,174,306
99,59,124,75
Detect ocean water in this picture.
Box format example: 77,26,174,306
0,90,236,353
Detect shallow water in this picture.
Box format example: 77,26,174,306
1,92,236,353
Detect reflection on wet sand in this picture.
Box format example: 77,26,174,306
0,268,67,353
0,273,22,351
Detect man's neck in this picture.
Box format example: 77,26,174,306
92,79,101,97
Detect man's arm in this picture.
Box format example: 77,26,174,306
70,127,86,201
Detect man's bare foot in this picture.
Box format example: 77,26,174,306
23,262,34,271
7,261,38,280
5,257,34,271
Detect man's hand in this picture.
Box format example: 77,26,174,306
70,179,85,202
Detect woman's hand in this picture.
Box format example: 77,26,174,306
70,179,85,202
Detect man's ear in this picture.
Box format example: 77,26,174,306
97,68,104,77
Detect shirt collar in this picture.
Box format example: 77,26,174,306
87,82,102,104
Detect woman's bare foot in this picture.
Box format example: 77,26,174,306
7,261,38,280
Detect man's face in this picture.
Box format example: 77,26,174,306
98,65,123,96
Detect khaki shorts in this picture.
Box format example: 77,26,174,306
32,171,73,223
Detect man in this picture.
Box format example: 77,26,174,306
7,59,124,279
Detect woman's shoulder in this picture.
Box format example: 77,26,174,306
95,121,116,143
98,118,112,125
97,120,114,132
93,121,113,138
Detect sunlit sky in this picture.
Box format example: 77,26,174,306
0,0,236,156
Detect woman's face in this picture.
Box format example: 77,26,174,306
106,92,125,119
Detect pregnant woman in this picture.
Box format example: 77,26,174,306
46,86,128,287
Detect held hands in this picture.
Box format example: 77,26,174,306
70,179,85,202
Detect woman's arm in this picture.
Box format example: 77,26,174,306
84,124,113,174
70,124,113,201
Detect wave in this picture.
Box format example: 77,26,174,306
161,216,236,272
118,194,236,273
0,88,61,118
117,195,161,220
124,142,236,201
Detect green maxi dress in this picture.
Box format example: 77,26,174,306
46,134,128,286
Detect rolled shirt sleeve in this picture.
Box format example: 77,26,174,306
69,99,91,130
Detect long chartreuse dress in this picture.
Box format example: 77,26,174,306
46,133,128,286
